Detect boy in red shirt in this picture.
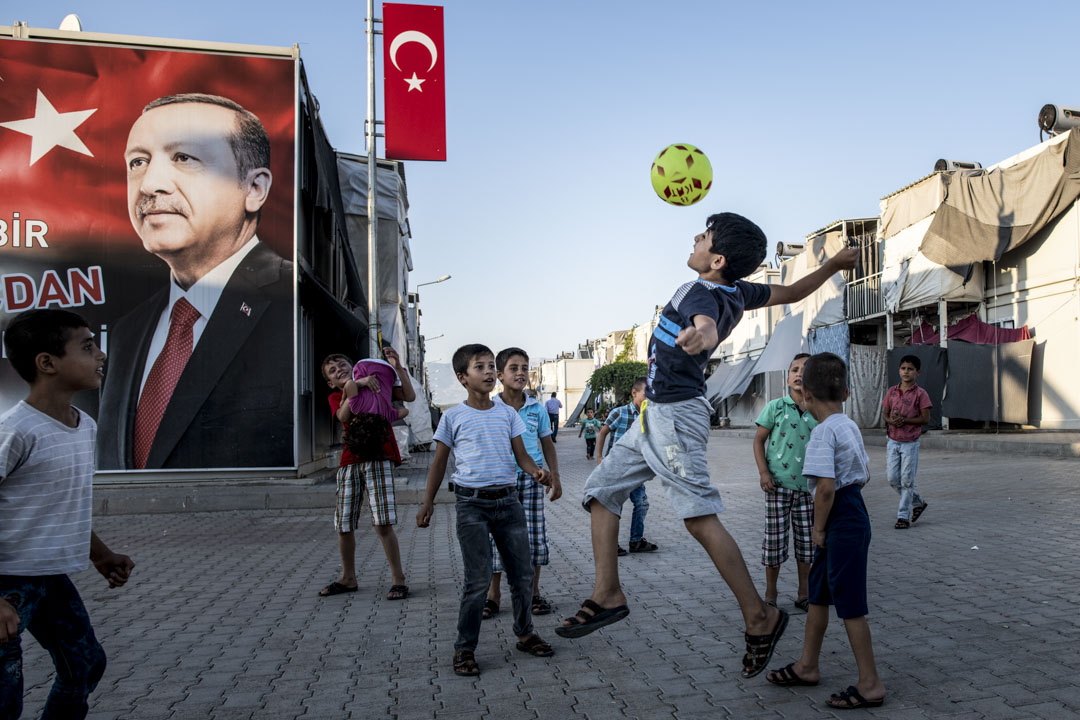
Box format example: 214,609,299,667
881,355,931,529
319,348,414,598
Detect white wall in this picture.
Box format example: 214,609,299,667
985,200,1080,429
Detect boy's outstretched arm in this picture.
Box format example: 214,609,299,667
539,436,562,501
753,425,776,493
511,436,551,488
417,441,451,527
766,247,859,307
90,531,135,588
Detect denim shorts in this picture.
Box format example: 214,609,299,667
582,396,725,520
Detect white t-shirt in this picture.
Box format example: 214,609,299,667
0,401,96,575
433,402,525,488
802,412,870,497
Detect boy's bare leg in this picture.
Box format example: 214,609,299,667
562,502,626,623
683,514,779,634
776,602,827,683
487,572,502,604
533,565,541,597
373,525,406,586
796,561,811,600
337,531,357,587
838,616,885,702
764,565,780,604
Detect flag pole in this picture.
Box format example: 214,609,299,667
366,0,381,358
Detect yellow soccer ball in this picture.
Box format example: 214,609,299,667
650,143,713,206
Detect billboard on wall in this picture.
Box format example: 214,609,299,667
0,36,297,471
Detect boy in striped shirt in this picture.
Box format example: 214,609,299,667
417,344,555,677
0,309,135,720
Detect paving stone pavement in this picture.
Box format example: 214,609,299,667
19,434,1080,719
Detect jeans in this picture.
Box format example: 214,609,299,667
455,493,535,651
886,438,925,520
628,486,649,543
585,437,596,457
548,414,559,440
0,574,107,720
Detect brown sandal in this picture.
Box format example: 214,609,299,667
452,650,479,676
741,608,789,678
515,634,554,657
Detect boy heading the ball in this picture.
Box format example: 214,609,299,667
556,212,858,680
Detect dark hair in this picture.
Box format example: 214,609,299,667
790,352,811,368
3,309,90,383
632,376,647,391
899,354,921,371
143,93,270,181
705,212,768,282
801,352,848,402
343,412,392,461
321,353,353,380
551,392,557,398
452,344,493,375
496,347,528,372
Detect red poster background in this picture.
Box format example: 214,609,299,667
0,38,296,447
383,3,446,161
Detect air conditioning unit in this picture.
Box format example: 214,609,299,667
934,159,983,172
1037,104,1080,136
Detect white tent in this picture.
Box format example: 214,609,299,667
880,214,984,313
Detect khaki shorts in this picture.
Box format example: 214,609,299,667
582,396,724,520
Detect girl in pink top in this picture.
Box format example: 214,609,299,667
348,359,409,423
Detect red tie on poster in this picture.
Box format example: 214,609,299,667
382,3,446,161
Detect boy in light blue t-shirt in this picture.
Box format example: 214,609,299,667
417,343,555,677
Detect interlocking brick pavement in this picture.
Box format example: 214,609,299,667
17,432,1080,718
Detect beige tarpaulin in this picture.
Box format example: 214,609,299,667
921,129,1080,269
779,233,845,333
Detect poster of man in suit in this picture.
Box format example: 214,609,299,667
0,36,296,471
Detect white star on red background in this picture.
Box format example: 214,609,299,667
0,89,97,166
404,72,426,92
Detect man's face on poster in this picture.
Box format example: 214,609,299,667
124,102,268,261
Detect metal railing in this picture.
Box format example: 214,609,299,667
846,272,885,319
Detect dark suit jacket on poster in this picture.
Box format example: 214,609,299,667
97,242,294,470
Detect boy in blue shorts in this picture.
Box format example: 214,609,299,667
557,212,857,680
1,310,135,720
417,344,555,677
484,347,562,619
766,352,885,709
753,353,815,611
595,378,657,555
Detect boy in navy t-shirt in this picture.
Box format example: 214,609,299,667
557,212,857,680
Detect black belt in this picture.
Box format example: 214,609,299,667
449,483,514,500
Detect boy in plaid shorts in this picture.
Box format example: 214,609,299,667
483,348,562,619
753,353,815,612
319,349,413,600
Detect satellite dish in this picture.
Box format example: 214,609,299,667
58,14,83,31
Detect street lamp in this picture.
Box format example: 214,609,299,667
416,274,451,290
426,334,445,341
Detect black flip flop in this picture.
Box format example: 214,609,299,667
827,685,885,709
481,599,499,620
554,598,629,639
386,584,409,601
319,581,357,597
767,662,819,687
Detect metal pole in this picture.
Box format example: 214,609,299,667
366,0,380,358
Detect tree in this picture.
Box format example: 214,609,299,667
614,325,637,363
588,360,647,404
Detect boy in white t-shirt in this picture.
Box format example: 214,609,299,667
0,309,135,720
417,343,554,677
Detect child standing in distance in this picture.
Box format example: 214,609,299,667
0,309,135,720
753,353,816,611
595,378,656,555
882,354,931,529
319,347,414,600
483,348,562,619
578,407,601,459
766,352,885,710
558,212,857,680
417,344,555,677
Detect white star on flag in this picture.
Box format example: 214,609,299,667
403,72,426,92
0,89,97,166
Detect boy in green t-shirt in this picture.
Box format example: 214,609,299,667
753,353,817,611
578,407,602,459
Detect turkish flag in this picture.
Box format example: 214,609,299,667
383,4,446,161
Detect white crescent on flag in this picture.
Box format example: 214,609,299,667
0,89,97,166
389,31,438,72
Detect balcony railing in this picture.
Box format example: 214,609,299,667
846,272,885,320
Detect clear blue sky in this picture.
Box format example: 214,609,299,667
13,1,1080,364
